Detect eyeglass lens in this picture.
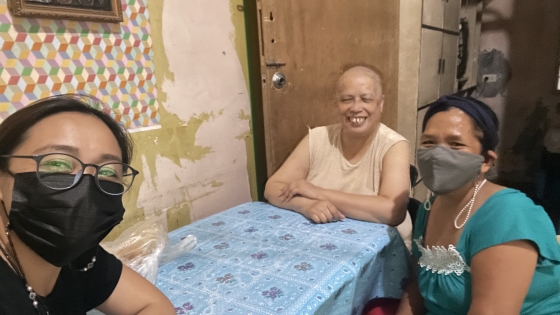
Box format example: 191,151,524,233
37,154,134,194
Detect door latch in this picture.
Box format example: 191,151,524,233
266,60,286,69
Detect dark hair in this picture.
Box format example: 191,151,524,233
0,95,134,172
422,95,499,153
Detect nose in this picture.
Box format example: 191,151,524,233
349,100,364,112
82,165,97,176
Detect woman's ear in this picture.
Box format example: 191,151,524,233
481,150,497,173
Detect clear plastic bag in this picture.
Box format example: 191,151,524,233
100,219,168,283
159,234,197,266
89,220,196,314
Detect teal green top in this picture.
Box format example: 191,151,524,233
412,188,560,315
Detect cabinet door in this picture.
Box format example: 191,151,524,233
443,0,461,32
418,28,443,107
439,33,459,96
422,0,444,28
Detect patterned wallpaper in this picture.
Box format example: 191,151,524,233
0,0,159,129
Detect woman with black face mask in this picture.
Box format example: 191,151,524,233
0,95,175,314
396,96,560,315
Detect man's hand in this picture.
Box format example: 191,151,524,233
301,200,345,223
279,179,323,202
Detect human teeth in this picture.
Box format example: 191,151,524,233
350,117,365,124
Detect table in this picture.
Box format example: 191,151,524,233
156,202,410,315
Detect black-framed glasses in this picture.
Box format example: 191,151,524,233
0,153,139,196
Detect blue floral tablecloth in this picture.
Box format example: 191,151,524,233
156,202,410,315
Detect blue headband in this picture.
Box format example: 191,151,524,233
422,95,499,151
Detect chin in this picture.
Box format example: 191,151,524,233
342,123,374,137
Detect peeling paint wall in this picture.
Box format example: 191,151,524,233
477,0,560,189
109,0,253,238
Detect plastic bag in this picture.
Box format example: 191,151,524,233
100,219,168,284
88,220,196,315
159,234,197,266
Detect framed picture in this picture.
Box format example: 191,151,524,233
7,0,123,23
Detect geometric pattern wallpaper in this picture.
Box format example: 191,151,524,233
0,0,159,129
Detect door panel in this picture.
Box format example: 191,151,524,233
422,0,444,28
443,0,461,32
439,33,459,96
418,28,443,107
259,0,400,175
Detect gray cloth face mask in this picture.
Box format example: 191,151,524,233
417,145,485,195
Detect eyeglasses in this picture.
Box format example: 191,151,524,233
0,153,139,196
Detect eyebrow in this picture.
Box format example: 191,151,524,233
33,144,122,163
33,144,79,155
420,133,465,142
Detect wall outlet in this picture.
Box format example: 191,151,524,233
482,74,497,83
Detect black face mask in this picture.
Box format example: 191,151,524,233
6,172,125,267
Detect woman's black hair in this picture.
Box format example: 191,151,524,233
0,94,134,172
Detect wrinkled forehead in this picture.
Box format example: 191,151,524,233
336,67,383,95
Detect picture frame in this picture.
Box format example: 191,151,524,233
7,0,123,23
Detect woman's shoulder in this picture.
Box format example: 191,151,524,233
480,187,541,213
309,124,341,147
378,123,408,143
471,187,550,227
465,187,560,263
309,124,339,138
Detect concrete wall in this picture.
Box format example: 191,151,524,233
398,0,422,162
477,0,560,188
116,0,254,237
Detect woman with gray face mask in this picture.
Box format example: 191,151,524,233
396,96,560,315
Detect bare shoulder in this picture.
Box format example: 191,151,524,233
383,140,410,162
268,134,310,182
476,181,506,202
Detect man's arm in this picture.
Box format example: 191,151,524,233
264,135,344,223
279,140,410,225
320,141,410,225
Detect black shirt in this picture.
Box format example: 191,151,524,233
0,246,122,315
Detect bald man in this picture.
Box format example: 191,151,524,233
265,65,413,249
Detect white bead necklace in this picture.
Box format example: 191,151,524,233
454,179,487,229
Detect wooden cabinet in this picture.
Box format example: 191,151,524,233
418,29,443,106
443,0,462,32
423,0,461,31
418,0,461,107
413,0,482,199
422,0,444,28
414,0,463,199
440,33,459,96
414,0,482,200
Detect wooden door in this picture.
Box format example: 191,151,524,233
439,33,459,96
418,28,443,107
257,0,400,175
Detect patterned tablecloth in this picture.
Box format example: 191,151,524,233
156,202,410,315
